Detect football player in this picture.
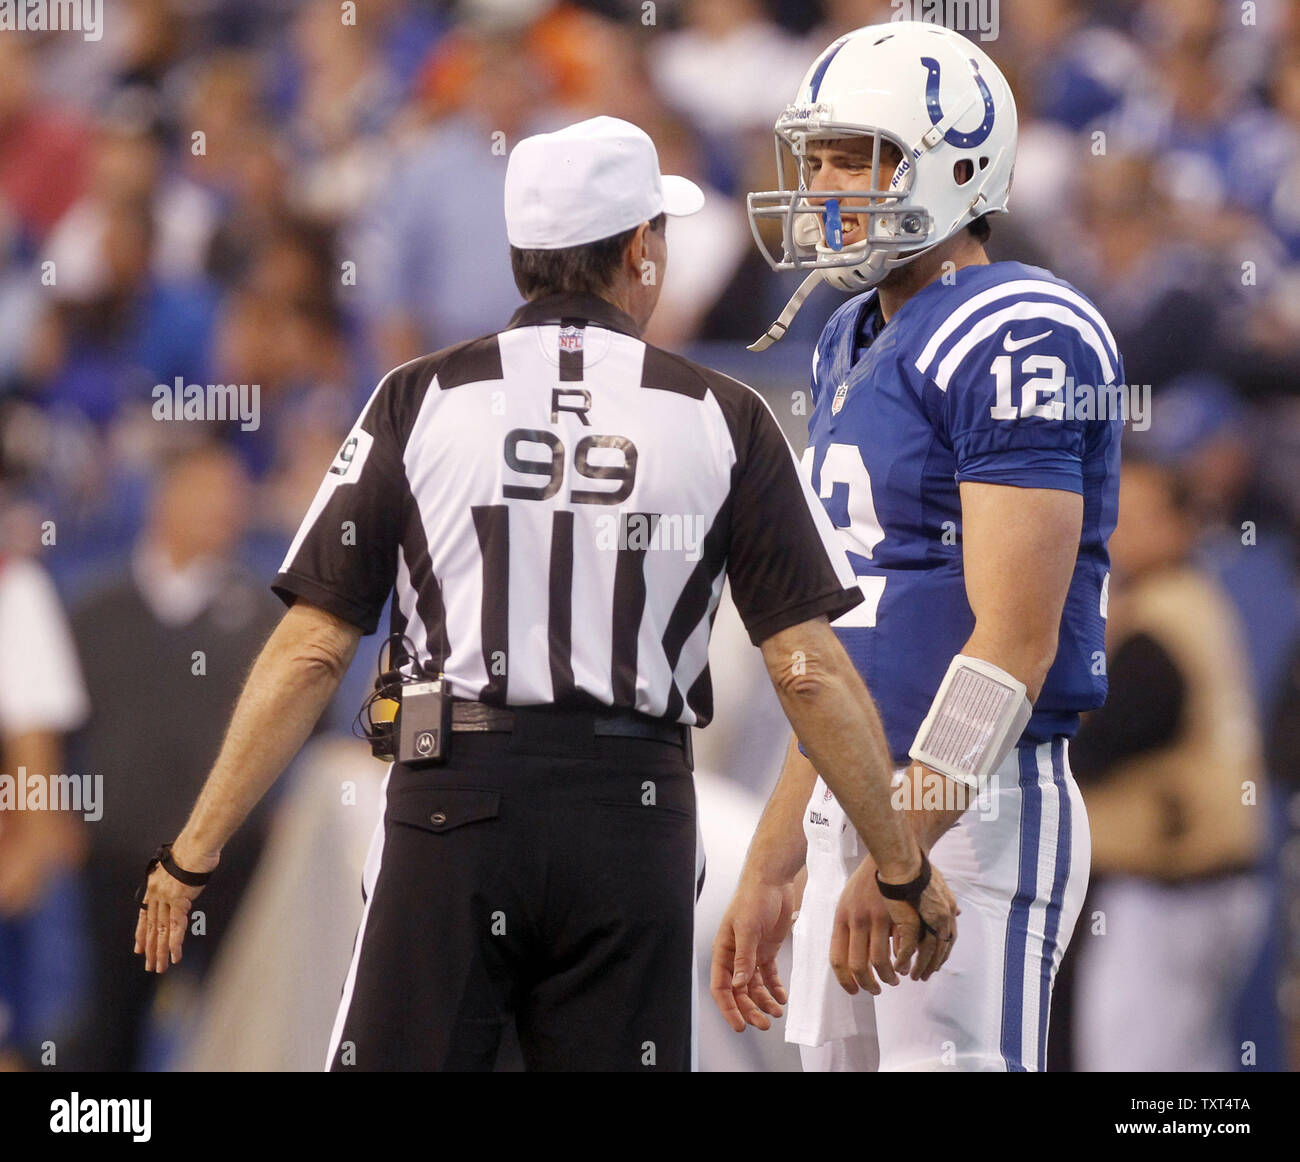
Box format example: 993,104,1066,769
710,21,1122,1071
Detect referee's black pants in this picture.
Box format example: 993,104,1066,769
328,726,697,1072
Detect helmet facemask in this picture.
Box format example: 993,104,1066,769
744,22,1018,351
748,116,935,291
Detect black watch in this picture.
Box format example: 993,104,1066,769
134,842,214,909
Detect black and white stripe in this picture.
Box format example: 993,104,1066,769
274,293,861,726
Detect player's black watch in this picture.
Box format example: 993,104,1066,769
134,842,215,909
875,849,938,938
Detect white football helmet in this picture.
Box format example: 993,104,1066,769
747,21,1018,349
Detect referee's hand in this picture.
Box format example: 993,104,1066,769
831,856,959,995
133,843,219,974
710,877,796,1032
893,862,960,981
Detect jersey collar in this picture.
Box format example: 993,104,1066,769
507,293,641,339
850,290,885,362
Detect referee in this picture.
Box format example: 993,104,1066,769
134,116,956,1071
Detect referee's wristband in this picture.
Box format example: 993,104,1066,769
876,851,938,939
875,850,931,910
134,842,214,909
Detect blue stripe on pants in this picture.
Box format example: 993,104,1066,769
1036,738,1072,1070
1000,744,1042,1071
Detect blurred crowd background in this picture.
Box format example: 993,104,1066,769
1,0,1298,1072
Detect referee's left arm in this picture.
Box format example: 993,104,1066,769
134,600,361,973
138,363,408,973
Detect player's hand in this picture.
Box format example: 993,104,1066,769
133,842,219,974
883,860,959,982
710,875,796,1032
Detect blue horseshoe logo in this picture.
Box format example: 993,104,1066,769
921,56,995,148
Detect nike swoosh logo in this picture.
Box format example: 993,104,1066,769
1003,328,1053,352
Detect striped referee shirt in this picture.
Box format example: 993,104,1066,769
273,292,861,726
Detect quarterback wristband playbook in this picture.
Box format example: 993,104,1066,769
909,654,1034,790
134,843,214,909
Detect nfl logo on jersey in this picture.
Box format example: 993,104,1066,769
558,326,584,353
831,381,850,415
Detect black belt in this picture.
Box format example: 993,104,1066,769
450,701,687,748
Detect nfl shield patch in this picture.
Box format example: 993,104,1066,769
831,381,850,414
558,325,584,353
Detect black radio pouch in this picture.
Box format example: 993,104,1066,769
396,679,453,766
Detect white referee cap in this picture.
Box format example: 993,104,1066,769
505,116,705,250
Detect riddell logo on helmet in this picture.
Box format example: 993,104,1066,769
782,102,833,126
890,0,1000,43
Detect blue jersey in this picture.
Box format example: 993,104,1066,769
803,261,1122,760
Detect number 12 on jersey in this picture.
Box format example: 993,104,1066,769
801,443,886,627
